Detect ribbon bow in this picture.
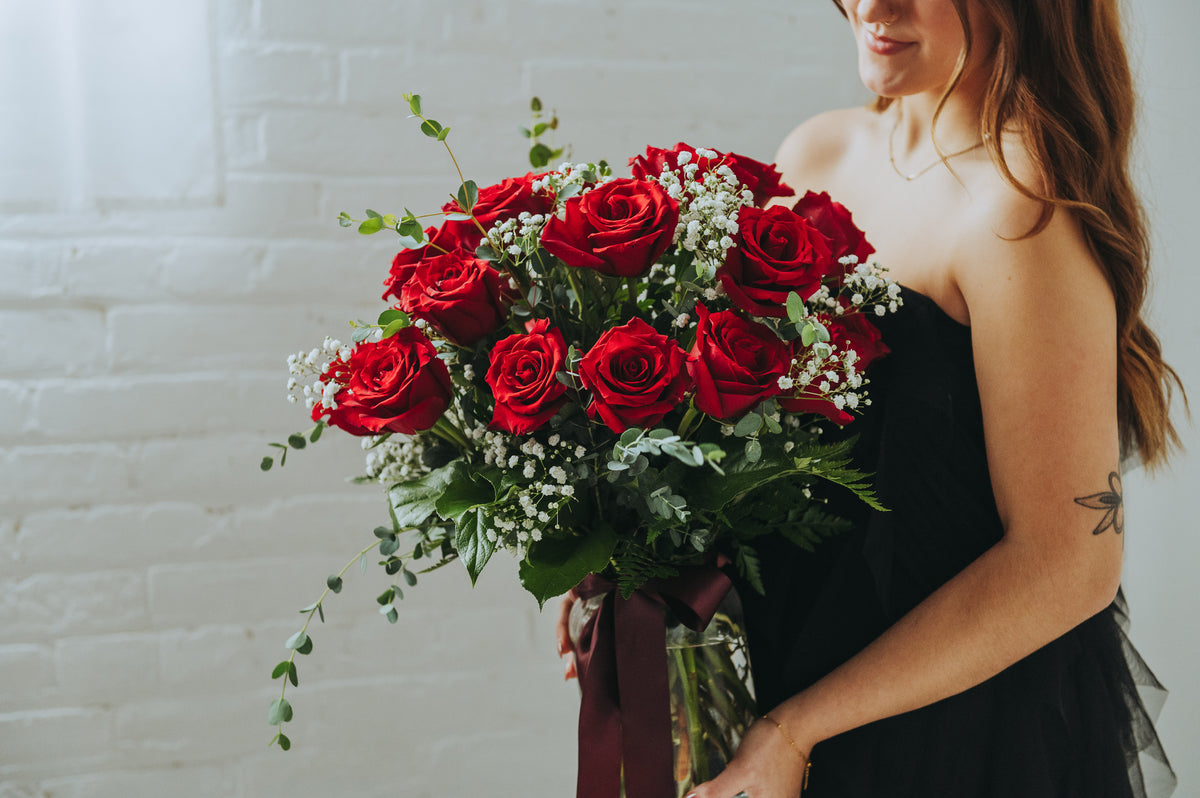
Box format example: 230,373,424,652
573,566,733,798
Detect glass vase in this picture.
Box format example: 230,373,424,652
569,588,757,797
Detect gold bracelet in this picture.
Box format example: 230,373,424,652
761,714,812,788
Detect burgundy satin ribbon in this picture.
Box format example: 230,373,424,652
573,566,733,798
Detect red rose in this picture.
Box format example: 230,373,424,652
687,303,790,420
540,178,679,278
399,251,516,346
578,317,689,433
718,205,835,317
828,311,889,370
791,191,875,269
313,326,452,436
486,319,570,435
440,172,555,248
629,143,793,207
778,395,854,426
382,225,477,302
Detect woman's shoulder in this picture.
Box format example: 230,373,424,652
773,105,881,189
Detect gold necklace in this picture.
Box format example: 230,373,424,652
888,112,987,181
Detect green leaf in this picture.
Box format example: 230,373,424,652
436,126,451,142
381,318,407,339
267,698,293,725
358,217,384,235
733,414,761,438
382,214,397,228
260,456,273,471
801,323,817,347
408,94,422,115
287,661,298,687
455,507,496,585
277,732,291,751
296,636,313,655
376,308,405,326
518,522,618,607
385,607,399,623
285,631,308,650
365,209,382,220
434,462,495,521
387,460,464,527
420,119,442,138
456,180,479,213
271,661,289,679
786,291,805,324
327,574,343,593
287,434,306,450
518,126,532,139
529,142,553,168
403,569,418,587
337,211,354,228
373,525,394,540
309,423,324,443
735,544,765,595
745,438,763,463
379,536,400,556
764,415,783,435
531,96,543,112
352,325,374,344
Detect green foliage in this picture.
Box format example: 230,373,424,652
267,698,293,725
519,522,618,607
611,539,681,599
387,460,463,528
455,507,497,585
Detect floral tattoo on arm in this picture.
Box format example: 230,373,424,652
1074,472,1124,536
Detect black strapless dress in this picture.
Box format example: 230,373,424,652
737,289,1177,798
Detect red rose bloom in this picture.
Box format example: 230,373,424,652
439,172,555,249
313,327,452,436
687,303,790,420
828,311,889,370
718,205,835,317
629,143,793,207
791,191,875,270
399,251,516,346
540,178,679,278
578,317,689,433
486,319,570,435
382,225,478,302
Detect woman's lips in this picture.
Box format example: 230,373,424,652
864,28,916,55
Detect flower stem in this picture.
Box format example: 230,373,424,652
674,645,709,784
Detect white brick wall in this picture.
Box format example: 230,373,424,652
2,1,1196,796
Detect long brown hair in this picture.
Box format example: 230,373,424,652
834,0,1187,470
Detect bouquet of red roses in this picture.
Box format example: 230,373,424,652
262,96,899,783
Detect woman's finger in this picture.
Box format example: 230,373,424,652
555,589,578,656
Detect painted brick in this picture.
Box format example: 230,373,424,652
0,383,34,441
39,767,238,798
258,0,417,46
220,43,337,107
0,644,56,709
113,694,261,764
160,239,268,298
54,634,160,704
0,444,134,515
30,373,284,441
0,243,62,301
0,310,107,378
222,112,266,171
0,571,148,645
260,109,424,177
58,240,166,302
0,708,113,768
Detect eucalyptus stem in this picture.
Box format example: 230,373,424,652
271,538,380,747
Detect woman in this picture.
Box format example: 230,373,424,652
559,0,1184,796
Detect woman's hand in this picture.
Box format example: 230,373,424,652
685,717,810,798
555,587,579,681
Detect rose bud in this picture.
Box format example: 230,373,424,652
399,250,516,347
485,319,571,436
687,303,791,420
540,178,679,278
313,326,452,436
578,317,689,433
718,205,835,317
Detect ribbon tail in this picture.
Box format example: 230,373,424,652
576,589,623,798
615,590,675,798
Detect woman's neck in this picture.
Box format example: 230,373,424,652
890,82,987,159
